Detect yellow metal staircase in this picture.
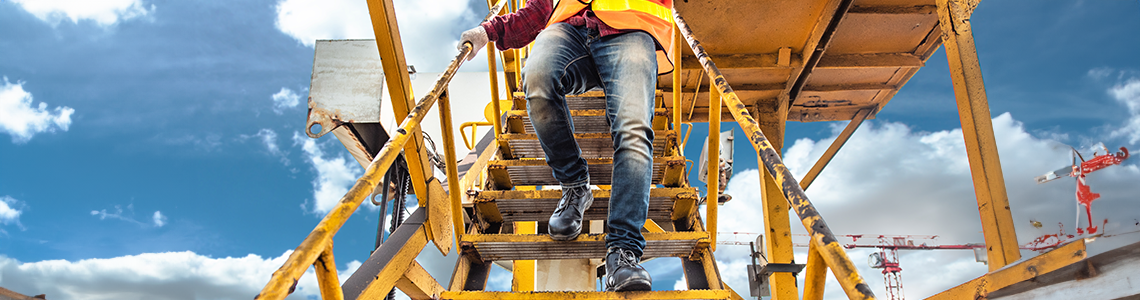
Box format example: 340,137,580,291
252,0,1079,299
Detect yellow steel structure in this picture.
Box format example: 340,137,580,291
254,0,1071,299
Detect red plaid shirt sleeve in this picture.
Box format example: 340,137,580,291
480,0,553,51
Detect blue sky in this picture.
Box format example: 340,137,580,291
1,0,1139,299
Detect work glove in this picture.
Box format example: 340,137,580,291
458,26,488,61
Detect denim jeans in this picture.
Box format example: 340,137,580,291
522,23,656,257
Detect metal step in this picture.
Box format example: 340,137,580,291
499,130,676,159
472,188,698,224
487,156,686,189
504,108,672,134
440,290,731,299
459,231,708,261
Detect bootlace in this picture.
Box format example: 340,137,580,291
553,186,588,214
616,248,639,268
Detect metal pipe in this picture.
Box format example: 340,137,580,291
800,108,872,190
484,0,503,140
707,81,720,253
437,89,466,243
314,243,345,300
258,44,474,300
674,12,876,300
672,24,683,152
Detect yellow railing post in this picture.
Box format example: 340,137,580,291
314,244,345,300
438,89,465,244
707,80,720,252
672,24,683,151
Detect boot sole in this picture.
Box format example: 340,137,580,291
609,278,652,292
548,226,581,241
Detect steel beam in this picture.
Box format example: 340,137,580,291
365,0,433,207
395,261,447,300
816,53,924,69
438,90,465,246
314,244,345,300
512,221,536,292
786,0,855,103
756,94,798,300
927,239,1087,299
675,12,876,300
441,290,732,299
707,83,721,252
936,0,1020,271
341,209,430,300
800,108,872,190
802,244,826,300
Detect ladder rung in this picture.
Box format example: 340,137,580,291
440,290,732,299
473,188,698,224
459,232,708,261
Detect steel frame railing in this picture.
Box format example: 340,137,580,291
255,1,509,299
674,12,878,300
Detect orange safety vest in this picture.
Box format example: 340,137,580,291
547,0,675,75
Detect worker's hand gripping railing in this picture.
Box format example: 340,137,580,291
674,12,878,300
256,2,508,299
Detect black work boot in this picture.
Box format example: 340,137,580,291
548,184,593,241
605,247,652,291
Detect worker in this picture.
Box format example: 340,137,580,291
459,0,675,292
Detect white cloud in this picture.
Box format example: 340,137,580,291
293,132,363,214
271,87,302,114
273,0,477,72
0,251,360,300
1109,78,1140,144
0,196,24,229
152,211,167,227
704,113,1140,299
11,0,154,27
0,77,74,144
242,129,289,164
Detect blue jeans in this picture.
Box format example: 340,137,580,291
522,23,656,257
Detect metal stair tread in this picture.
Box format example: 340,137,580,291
499,130,675,159
459,232,708,261
487,156,686,187
505,108,671,134
473,187,697,223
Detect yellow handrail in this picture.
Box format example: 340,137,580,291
674,11,877,300
460,121,492,150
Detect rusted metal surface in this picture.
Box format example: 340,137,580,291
706,84,721,252
675,12,876,300
306,40,386,139
936,0,1020,271
394,261,447,300
927,239,1087,300
663,0,944,123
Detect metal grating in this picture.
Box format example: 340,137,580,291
491,193,676,222
496,158,677,186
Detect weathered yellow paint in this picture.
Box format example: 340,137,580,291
757,91,798,300
513,221,536,292
672,24,683,150
802,244,826,300
314,245,344,300
258,27,477,300
707,83,720,253
366,0,433,208
463,231,709,243
644,219,666,233
438,90,465,249
936,0,1020,271
352,226,431,299
927,239,1087,300
441,290,732,299
396,261,448,300
674,12,876,300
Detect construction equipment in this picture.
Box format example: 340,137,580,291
253,0,1110,299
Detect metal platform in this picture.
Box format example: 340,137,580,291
500,131,675,159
